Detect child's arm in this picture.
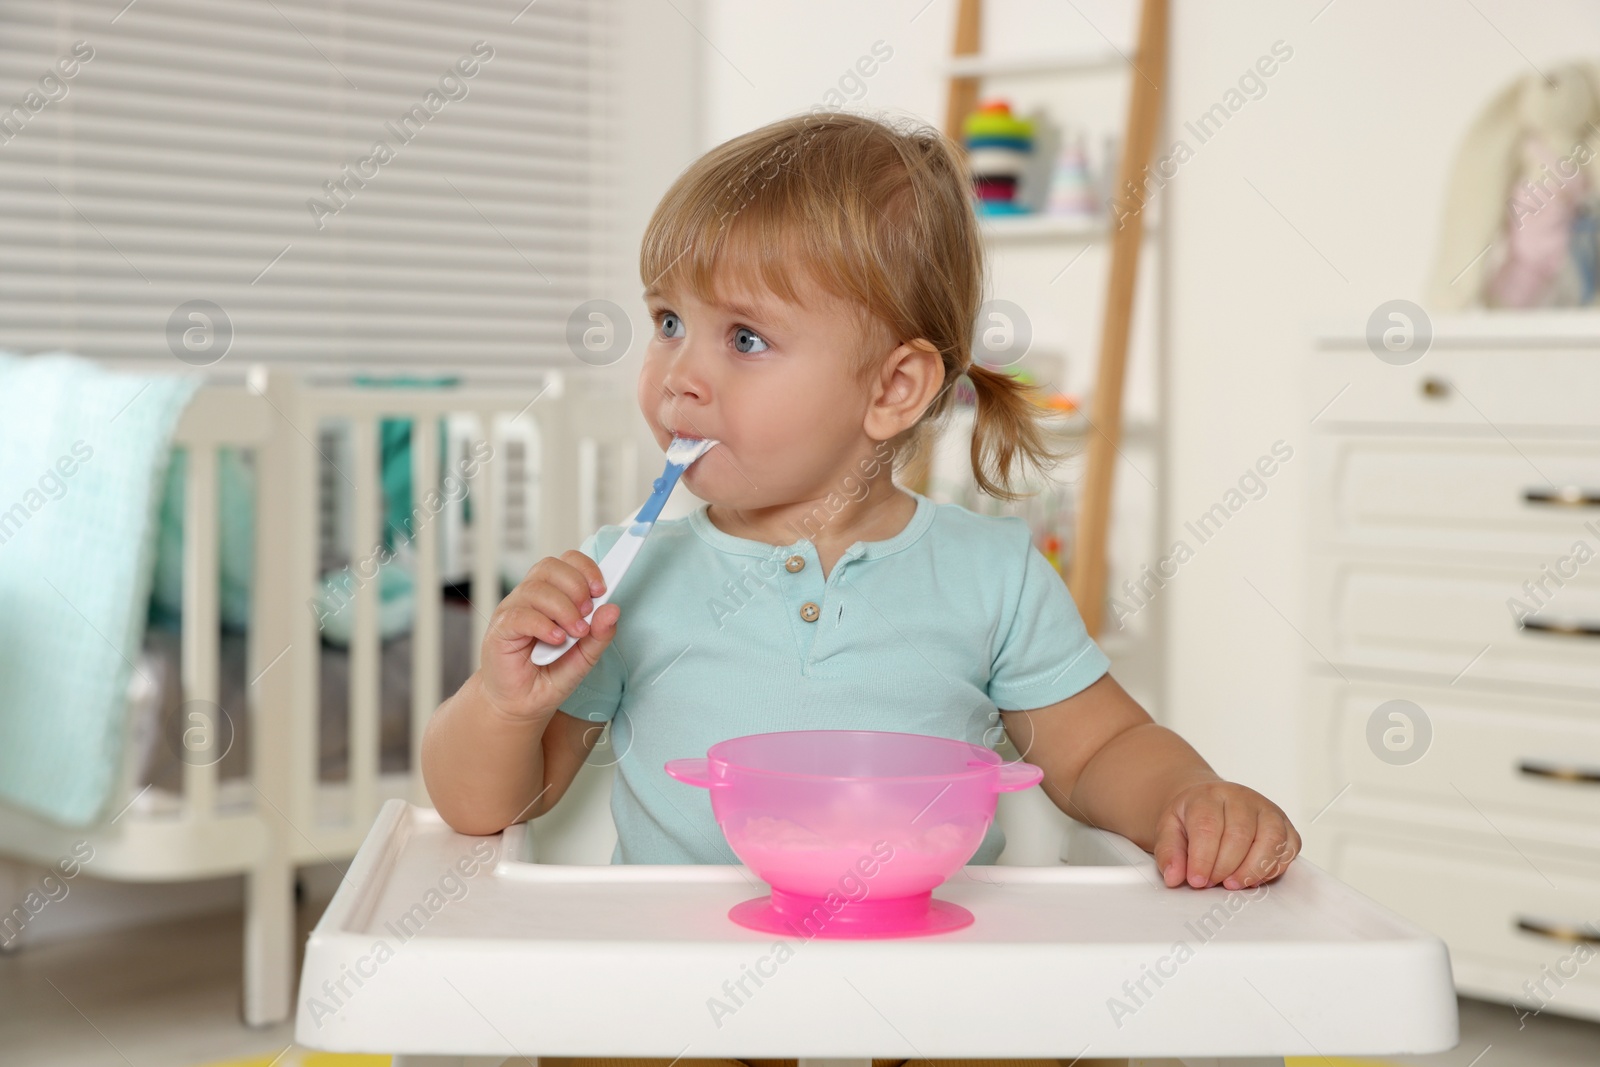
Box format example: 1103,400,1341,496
421,551,621,836
999,673,1301,890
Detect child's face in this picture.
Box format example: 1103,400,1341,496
638,270,890,510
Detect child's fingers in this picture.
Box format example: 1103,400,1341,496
521,556,598,616
1181,796,1226,888
1221,833,1278,891
1222,815,1300,889
558,549,608,598
1151,811,1189,887
1207,805,1259,889
488,603,567,650
519,582,595,640
531,603,620,698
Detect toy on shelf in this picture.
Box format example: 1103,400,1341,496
957,364,1078,413
1039,532,1065,572
1034,378,1080,413
962,99,1035,217
1046,131,1100,219
934,364,1080,575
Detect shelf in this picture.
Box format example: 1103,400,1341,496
948,409,1154,442
948,47,1135,79
1041,412,1158,441
979,213,1107,242
1312,308,1600,349
1035,410,1086,438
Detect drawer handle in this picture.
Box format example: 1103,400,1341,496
1521,617,1600,638
1516,916,1600,945
1420,377,1451,399
1518,760,1600,785
1524,486,1600,508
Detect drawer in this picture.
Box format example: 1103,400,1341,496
1309,342,1600,432
1311,678,1600,827
1311,555,1600,691
1312,435,1600,557
1333,834,1600,1011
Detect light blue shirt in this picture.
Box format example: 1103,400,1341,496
560,489,1110,865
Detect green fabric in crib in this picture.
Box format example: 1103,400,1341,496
148,403,452,644
0,352,199,827
148,447,256,631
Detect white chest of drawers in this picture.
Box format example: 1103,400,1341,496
1306,313,1600,1024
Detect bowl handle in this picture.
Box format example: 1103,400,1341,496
994,760,1044,792
664,758,713,788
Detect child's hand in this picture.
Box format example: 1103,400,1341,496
1152,780,1301,890
479,550,620,722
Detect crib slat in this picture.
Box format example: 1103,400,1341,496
534,373,581,572
349,417,381,827
614,437,639,528
409,415,441,803
181,443,221,817
576,437,598,537
243,367,300,1025
468,414,501,671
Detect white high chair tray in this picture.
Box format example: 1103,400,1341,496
296,801,1457,1061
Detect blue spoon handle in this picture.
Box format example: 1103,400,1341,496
631,459,689,530
528,438,716,666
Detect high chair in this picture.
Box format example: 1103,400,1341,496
296,733,1459,1066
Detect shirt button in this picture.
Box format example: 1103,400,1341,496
799,601,820,623
785,555,805,573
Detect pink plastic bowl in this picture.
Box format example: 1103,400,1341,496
664,729,1043,938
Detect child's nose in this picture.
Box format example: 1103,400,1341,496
660,344,709,402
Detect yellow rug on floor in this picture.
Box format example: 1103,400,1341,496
196,1056,1408,1067
198,1055,391,1067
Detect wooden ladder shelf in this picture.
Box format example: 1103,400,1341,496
935,0,1169,640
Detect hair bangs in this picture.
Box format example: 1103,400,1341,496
640,133,883,329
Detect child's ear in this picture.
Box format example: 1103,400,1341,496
864,339,944,442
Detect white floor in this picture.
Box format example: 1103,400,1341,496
0,896,1596,1067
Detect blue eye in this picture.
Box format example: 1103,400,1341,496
657,312,684,339
733,327,768,354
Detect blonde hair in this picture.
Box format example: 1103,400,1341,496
640,110,1066,500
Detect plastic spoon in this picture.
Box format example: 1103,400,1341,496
529,435,719,665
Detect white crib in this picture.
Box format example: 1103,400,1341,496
0,363,640,1026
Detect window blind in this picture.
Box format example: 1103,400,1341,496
0,0,615,369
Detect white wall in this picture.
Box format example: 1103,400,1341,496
694,0,1600,817
605,0,710,517
1161,0,1600,815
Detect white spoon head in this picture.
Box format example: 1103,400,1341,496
666,435,719,466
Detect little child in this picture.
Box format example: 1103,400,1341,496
422,111,1299,1066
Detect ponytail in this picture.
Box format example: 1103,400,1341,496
963,363,1073,501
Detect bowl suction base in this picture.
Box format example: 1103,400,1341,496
728,887,974,939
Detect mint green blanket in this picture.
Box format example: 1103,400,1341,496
0,352,198,827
